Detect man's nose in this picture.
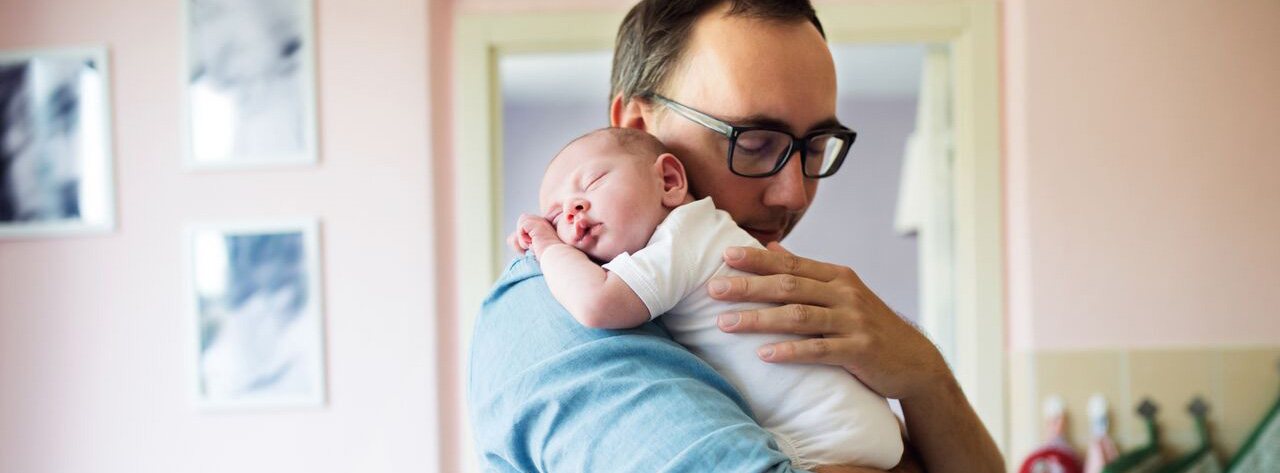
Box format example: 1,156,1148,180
762,151,811,212
565,198,590,223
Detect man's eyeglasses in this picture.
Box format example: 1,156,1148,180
644,93,856,179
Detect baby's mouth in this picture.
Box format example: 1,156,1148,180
572,218,601,245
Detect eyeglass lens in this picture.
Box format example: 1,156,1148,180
732,129,849,177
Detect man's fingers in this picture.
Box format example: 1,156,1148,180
723,245,849,282
718,304,844,335
707,273,839,306
757,337,849,365
765,241,792,255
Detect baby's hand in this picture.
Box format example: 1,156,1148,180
516,214,562,260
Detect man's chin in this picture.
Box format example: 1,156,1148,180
744,228,783,246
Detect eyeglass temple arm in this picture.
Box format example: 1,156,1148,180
647,94,734,136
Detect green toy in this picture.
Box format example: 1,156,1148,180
1101,399,1164,473
1159,397,1221,473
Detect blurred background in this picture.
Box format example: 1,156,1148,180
1,0,1277,472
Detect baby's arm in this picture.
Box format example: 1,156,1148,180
516,215,650,329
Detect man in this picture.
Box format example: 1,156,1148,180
469,1,1004,471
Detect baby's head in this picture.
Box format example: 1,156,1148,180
539,128,692,262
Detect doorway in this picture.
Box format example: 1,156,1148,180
455,3,1004,467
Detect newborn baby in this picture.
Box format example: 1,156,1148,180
511,127,904,470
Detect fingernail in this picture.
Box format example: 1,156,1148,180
725,247,745,261
709,279,728,295
758,345,775,360
718,312,739,328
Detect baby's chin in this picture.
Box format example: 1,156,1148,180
581,239,641,265
583,246,621,265
576,230,647,263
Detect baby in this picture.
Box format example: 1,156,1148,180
511,127,904,471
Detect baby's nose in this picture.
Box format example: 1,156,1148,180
565,199,590,223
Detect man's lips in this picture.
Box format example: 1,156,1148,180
743,225,784,244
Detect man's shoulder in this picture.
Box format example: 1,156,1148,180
473,254,676,349
467,256,801,473
468,255,678,396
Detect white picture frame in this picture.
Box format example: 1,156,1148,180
185,218,327,409
181,0,319,170
0,46,116,239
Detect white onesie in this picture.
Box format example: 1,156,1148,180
603,197,904,470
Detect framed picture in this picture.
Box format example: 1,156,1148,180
185,219,326,409
181,0,319,169
0,46,115,239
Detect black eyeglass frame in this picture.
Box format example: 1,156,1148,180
644,92,857,179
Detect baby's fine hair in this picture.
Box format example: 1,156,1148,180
549,127,672,170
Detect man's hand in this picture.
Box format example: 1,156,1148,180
709,243,1005,473
708,242,946,401
510,214,563,260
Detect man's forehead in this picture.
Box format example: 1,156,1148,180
667,6,838,134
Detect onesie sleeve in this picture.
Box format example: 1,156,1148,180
602,212,696,320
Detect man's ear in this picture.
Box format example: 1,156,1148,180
654,152,689,208
610,93,650,130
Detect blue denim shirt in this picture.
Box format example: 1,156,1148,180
469,254,808,473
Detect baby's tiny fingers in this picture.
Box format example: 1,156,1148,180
507,232,525,254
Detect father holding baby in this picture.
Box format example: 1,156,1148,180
468,0,1004,472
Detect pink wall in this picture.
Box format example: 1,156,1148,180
1004,0,1280,350
5,0,1279,469
0,0,441,471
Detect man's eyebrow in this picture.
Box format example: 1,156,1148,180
719,114,846,134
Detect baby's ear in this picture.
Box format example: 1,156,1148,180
655,153,689,208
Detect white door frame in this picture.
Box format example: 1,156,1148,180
453,1,1007,458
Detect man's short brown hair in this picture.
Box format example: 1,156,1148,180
610,0,825,104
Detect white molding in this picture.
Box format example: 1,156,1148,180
815,0,1009,451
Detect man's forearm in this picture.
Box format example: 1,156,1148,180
900,374,1004,473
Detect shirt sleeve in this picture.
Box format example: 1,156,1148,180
469,254,810,473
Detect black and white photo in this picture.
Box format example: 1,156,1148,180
0,47,114,238
183,0,318,168
187,219,325,408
